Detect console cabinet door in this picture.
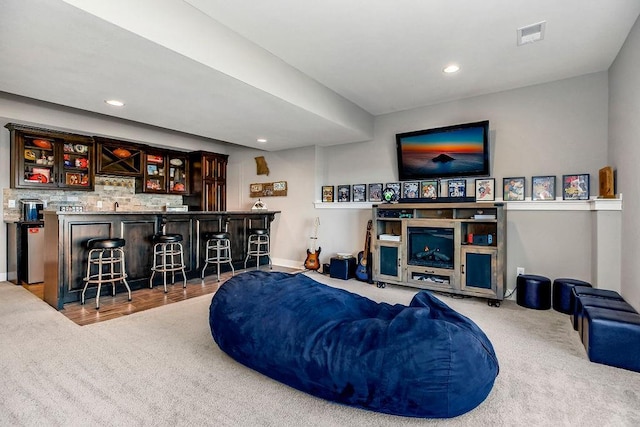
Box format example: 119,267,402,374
460,246,499,297
373,242,403,283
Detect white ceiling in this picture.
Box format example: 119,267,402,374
1,0,639,151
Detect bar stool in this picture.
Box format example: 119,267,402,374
150,233,187,292
202,231,234,281
244,228,272,270
82,238,131,309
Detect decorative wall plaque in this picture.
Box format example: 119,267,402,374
250,181,287,197
598,166,615,198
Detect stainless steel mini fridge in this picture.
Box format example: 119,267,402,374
25,224,45,284
7,221,45,285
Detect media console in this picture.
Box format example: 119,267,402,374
372,202,506,306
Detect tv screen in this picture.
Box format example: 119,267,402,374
396,120,490,181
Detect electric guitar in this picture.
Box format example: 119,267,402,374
304,217,321,270
355,220,373,282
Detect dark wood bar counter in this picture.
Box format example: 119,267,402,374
43,210,279,309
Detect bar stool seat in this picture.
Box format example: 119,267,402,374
150,233,187,292
244,228,272,270
82,237,131,309
202,231,234,281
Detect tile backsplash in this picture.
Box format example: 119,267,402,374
3,176,184,222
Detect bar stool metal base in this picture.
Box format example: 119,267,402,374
244,229,272,270
202,232,235,281
82,238,131,310
150,233,187,292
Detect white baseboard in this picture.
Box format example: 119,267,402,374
271,258,305,270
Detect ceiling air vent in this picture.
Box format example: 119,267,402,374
517,21,546,46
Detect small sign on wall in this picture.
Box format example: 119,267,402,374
250,181,287,197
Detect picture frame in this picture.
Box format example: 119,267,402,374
147,164,158,175
337,184,351,202
532,175,556,201
368,183,383,202
503,177,525,201
352,184,366,202
401,181,420,199
475,178,495,201
383,182,402,201
448,179,466,198
385,182,401,196
321,185,334,202
65,172,81,185
420,180,438,199
562,174,590,200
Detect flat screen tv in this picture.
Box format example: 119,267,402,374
396,120,490,181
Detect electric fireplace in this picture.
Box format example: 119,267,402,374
407,226,454,269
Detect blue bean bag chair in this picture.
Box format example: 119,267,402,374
209,271,499,418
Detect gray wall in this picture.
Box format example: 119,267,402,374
310,73,608,293
0,70,623,302
609,15,640,310
225,71,615,298
324,72,608,189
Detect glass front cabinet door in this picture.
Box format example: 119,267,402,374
139,150,190,194
7,123,94,191
166,151,189,195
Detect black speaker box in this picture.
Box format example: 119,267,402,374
330,257,356,280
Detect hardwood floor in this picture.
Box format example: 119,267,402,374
25,266,298,326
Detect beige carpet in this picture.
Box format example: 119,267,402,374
1,272,639,426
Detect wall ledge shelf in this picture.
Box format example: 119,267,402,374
502,196,622,212
314,201,373,209
314,196,622,211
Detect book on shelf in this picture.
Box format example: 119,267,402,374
379,234,401,241
473,214,496,220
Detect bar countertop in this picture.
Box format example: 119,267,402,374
42,209,280,309
49,209,281,215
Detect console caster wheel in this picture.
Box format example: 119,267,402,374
376,282,386,288
487,299,501,307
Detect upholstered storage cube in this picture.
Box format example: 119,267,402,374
516,274,551,310
552,278,591,314
574,296,637,342
570,287,623,330
583,306,640,372
330,257,356,280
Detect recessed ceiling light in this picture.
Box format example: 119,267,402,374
257,138,268,143
443,64,460,74
105,99,125,107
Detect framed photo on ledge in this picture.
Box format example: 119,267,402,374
321,185,334,202
352,184,366,202
532,175,556,201
402,181,420,199
503,177,525,201
368,183,383,202
475,178,495,201
448,179,466,198
562,174,590,200
420,180,438,199
337,184,351,202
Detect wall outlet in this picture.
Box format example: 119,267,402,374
517,267,525,276
8,199,16,208
96,200,103,208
